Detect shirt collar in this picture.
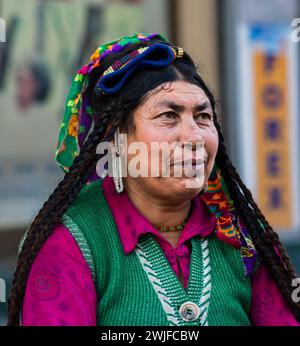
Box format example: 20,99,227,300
102,176,217,254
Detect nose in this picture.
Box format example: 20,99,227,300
178,117,204,149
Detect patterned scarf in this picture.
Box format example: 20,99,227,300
201,165,258,277
55,32,167,173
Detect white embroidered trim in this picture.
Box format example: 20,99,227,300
135,244,180,326
135,237,212,326
198,239,211,326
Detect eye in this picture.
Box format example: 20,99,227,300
195,113,212,122
159,111,178,120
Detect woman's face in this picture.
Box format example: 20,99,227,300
124,80,219,203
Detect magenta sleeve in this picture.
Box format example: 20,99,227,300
250,263,300,326
21,224,97,326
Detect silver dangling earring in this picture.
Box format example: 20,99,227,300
112,127,124,193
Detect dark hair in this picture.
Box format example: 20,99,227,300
7,39,300,325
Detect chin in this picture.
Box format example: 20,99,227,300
165,176,205,198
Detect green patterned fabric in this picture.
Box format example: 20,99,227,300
55,33,167,173
62,179,252,326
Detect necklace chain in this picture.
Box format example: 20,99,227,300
155,218,188,232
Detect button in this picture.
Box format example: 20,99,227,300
179,301,200,322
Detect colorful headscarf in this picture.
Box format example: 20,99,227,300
55,32,169,173
55,32,257,277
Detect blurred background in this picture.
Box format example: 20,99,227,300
0,0,300,325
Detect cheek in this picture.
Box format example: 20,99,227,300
137,125,174,144
203,130,219,176
205,128,219,157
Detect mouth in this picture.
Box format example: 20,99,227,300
171,158,206,169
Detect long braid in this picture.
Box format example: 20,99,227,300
7,114,117,326
216,123,296,272
212,114,300,321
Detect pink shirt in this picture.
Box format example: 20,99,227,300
22,176,300,326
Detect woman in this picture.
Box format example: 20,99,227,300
7,33,300,326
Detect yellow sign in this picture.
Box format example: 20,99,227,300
254,51,293,229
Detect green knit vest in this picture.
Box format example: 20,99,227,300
62,179,252,326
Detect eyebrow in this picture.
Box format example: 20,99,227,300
154,100,212,113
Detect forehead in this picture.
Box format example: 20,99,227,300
142,80,211,110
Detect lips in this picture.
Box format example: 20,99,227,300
171,158,206,166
